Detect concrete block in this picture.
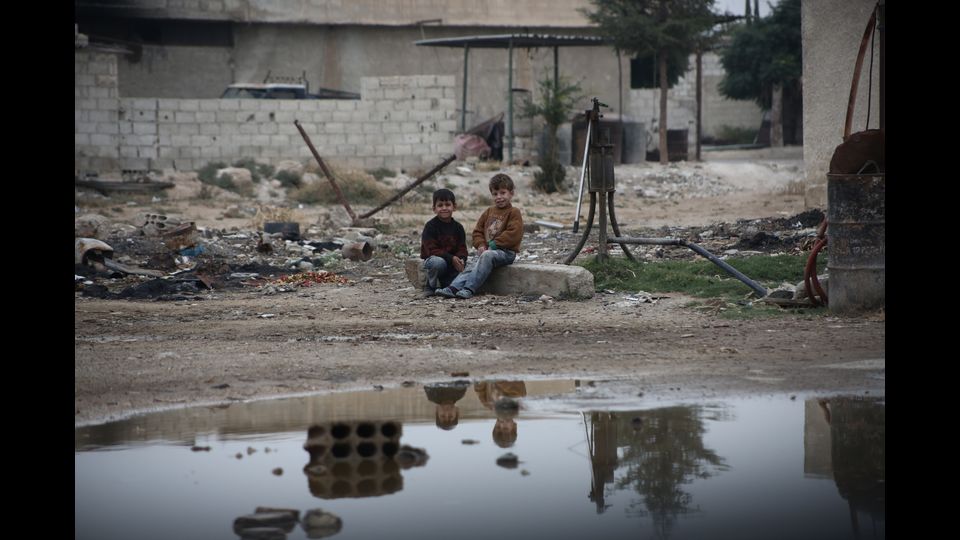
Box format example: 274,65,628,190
195,111,216,123
178,99,199,111
437,75,455,87
332,111,352,122
260,123,278,135
132,122,155,135
269,135,289,146
175,111,196,123
199,123,220,135
199,100,219,111
219,99,241,110
403,258,594,298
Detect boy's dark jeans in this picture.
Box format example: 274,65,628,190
423,256,459,290
446,249,516,293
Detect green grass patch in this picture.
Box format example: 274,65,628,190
580,253,827,300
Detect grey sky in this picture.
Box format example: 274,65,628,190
713,0,775,18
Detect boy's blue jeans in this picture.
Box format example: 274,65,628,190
423,256,458,290
447,249,516,293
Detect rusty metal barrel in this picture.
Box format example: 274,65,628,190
826,173,885,313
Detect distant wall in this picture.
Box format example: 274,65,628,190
76,50,462,173
87,0,596,27
626,52,762,153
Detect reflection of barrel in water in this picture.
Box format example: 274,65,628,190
302,420,428,499
826,397,885,535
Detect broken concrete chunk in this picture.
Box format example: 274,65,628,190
233,511,297,533
301,509,343,538
75,238,114,265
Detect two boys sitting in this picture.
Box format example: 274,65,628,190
419,173,523,299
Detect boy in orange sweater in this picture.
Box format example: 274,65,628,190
436,173,523,299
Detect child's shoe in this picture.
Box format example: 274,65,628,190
455,288,474,299
436,287,457,298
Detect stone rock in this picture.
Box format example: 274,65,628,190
75,213,111,239
301,172,322,186
218,167,254,195
301,509,343,538
236,527,287,540
274,159,305,178
794,274,829,300
496,452,519,469
233,512,297,534
404,258,594,298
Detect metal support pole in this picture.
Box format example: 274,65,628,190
462,44,469,133
607,236,768,297
597,183,608,262
294,120,357,223
572,116,591,233
359,154,457,220
554,46,559,89
508,38,514,163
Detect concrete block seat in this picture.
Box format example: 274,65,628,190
404,257,594,298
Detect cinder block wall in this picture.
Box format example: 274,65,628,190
625,52,761,152
75,50,121,171
75,50,459,173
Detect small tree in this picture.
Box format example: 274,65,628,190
719,0,801,146
583,0,717,164
520,73,583,193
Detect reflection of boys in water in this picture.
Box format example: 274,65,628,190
474,380,527,447
423,382,469,431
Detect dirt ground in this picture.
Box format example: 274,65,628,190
74,147,885,426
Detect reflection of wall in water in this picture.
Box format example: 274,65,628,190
75,379,576,449
803,397,885,536
303,420,430,500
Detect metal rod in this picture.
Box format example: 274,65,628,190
462,44,469,133
572,117,592,233
597,180,608,262
554,46,559,90
358,154,457,219
508,38,514,163
294,119,357,223
607,236,768,297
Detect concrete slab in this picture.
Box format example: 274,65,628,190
404,257,594,298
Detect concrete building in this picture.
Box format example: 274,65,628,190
801,0,882,208
75,0,762,172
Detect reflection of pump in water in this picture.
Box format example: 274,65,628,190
584,411,619,514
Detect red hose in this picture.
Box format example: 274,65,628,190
803,219,828,306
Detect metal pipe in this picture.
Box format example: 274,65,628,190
554,46,559,89
572,117,592,233
358,153,457,219
294,120,357,223
564,192,596,265
607,191,635,262
462,44,469,132
607,236,768,297
508,38,514,163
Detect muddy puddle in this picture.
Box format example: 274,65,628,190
75,380,884,540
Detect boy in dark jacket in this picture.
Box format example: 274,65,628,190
419,188,468,297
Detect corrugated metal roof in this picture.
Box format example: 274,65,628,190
415,33,608,49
